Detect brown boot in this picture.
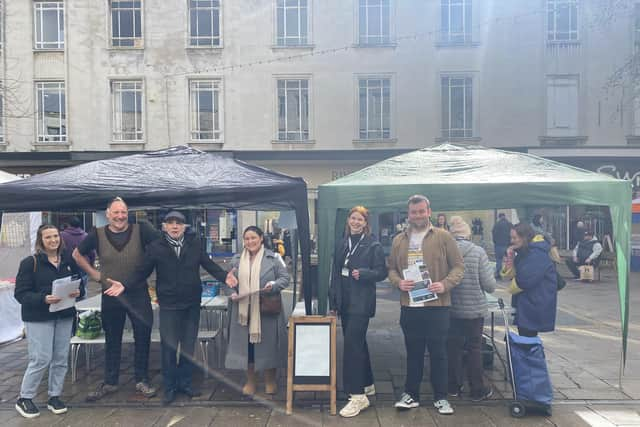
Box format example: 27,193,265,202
264,368,277,394
242,364,256,395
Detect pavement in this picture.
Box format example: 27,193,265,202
1,267,640,426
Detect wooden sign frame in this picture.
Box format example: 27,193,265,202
286,315,337,415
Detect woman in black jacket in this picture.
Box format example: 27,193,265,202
14,224,80,418
329,206,387,418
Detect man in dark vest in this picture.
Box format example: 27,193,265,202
565,230,603,279
73,197,160,401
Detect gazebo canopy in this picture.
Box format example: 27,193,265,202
0,146,313,312
318,144,632,362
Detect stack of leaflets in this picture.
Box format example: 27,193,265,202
403,263,438,305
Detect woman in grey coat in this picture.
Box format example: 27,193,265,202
446,216,496,401
225,226,289,396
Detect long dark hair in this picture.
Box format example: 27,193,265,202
513,222,535,251
35,224,64,256
243,225,264,239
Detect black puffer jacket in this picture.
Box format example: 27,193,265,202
124,232,228,310
14,253,78,322
329,234,387,318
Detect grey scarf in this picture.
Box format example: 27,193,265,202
164,233,184,257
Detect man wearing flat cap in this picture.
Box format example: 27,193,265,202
74,197,161,401
106,211,238,405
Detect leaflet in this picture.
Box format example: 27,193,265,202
403,263,438,306
49,276,81,313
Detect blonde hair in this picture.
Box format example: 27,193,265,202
345,205,371,236
448,216,471,239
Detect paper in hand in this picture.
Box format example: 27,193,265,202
49,276,81,312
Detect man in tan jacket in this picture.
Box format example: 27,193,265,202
388,195,464,415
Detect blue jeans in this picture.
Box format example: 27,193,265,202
20,317,73,399
495,245,508,278
159,306,200,391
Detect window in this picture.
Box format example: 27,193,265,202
635,3,640,51
634,96,640,135
0,94,3,143
190,80,222,141
441,76,472,138
440,0,471,44
358,0,391,45
35,81,66,142
277,79,309,141
276,0,309,46
546,76,579,136
358,77,391,140
111,81,143,141
189,0,221,47
547,0,578,42
110,0,143,47
34,2,65,50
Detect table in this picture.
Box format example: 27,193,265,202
0,281,23,344
71,294,229,382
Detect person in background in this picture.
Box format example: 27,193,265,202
447,216,496,402
570,220,587,249
388,195,464,415
61,216,94,300
329,206,387,418
530,214,553,244
505,223,557,337
491,213,512,280
105,211,238,405
565,230,603,279
74,197,160,401
14,225,81,418
225,226,289,396
435,213,449,231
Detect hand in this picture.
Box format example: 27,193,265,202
328,310,337,317
351,269,360,280
45,295,61,305
230,292,240,302
226,268,238,288
69,290,81,298
103,278,125,297
428,281,446,294
399,279,415,292
262,281,273,292
573,257,579,263
585,259,592,265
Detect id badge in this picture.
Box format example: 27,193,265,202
341,268,350,277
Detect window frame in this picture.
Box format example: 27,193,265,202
440,75,474,139
110,0,144,48
33,1,65,50
0,93,4,143
35,81,67,143
357,76,393,141
275,0,311,47
357,0,393,46
188,0,223,48
440,0,472,45
189,79,224,142
275,77,311,142
547,0,579,43
111,80,145,142
545,75,580,137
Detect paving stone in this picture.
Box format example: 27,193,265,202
211,407,271,427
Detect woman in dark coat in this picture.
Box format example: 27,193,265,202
506,223,558,336
14,224,80,418
329,206,387,418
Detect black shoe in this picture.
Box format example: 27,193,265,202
470,387,493,402
179,387,202,398
47,396,68,415
15,398,40,418
86,382,118,402
162,389,176,406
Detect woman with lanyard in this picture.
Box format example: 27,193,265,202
329,206,387,418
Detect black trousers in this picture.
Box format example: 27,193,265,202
341,314,374,395
159,305,200,391
518,326,538,337
400,306,449,402
565,258,598,278
101,296,153,385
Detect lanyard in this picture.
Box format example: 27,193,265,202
344,234,365,266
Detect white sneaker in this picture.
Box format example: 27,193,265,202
364,384,376,396
394,392,419,409
434,399,454,415
339,394,370,418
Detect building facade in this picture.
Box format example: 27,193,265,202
0,0,639,238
